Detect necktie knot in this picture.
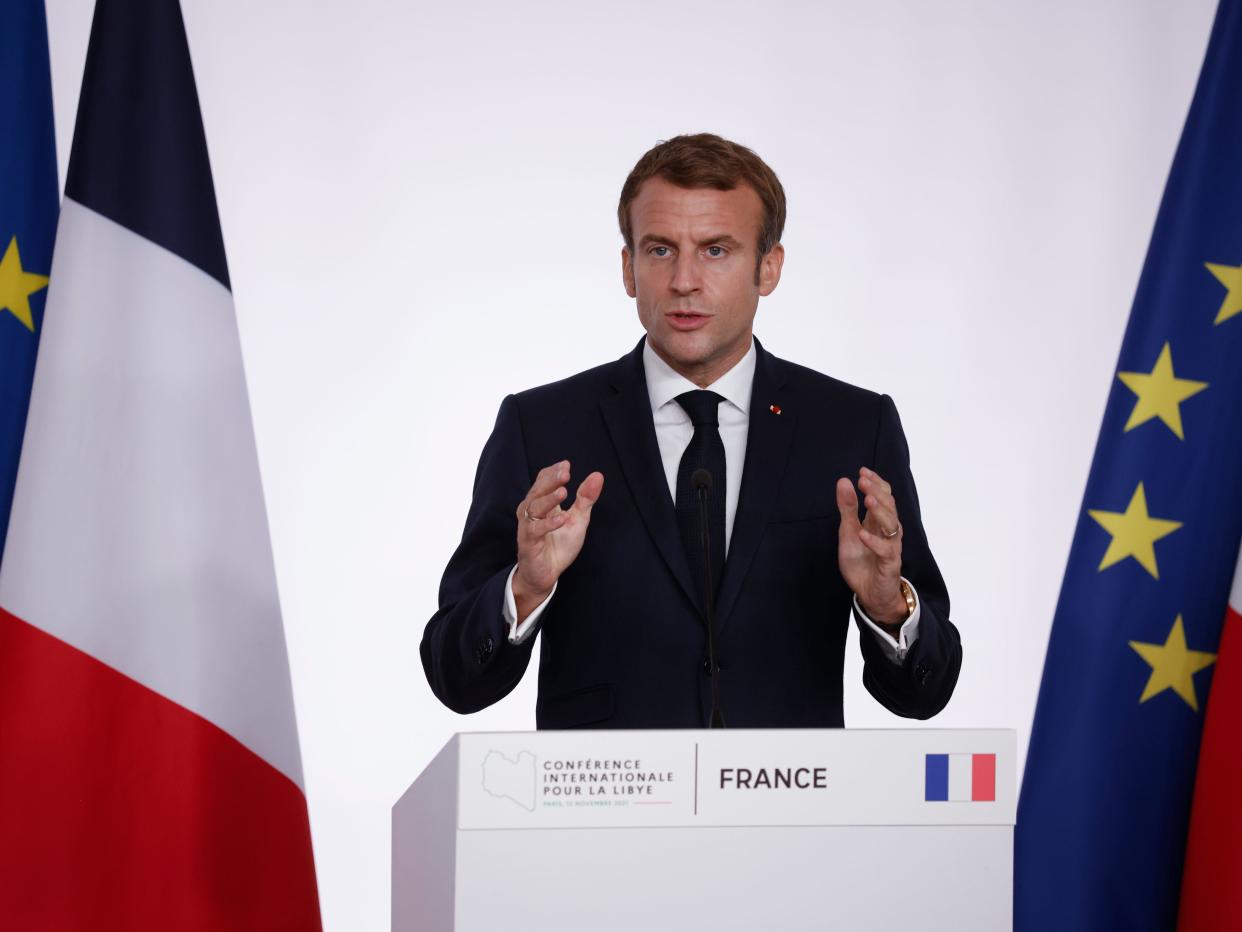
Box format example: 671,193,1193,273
676,390,724,428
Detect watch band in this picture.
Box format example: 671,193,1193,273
899,578,917,620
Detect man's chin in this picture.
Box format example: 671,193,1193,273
651,333,714,368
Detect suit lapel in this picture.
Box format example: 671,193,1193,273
599,340,700,614
715,340,796,635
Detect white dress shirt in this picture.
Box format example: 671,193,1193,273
503,339,921,664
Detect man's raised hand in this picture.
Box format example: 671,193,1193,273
512,461,604,623
835,466,906,628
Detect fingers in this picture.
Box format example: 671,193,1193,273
526,485,567,520
516,462,606,537
835,477,861,531
570,471,605,515
858,466,892,498
862,494,899,537
517,460,570,521
522,505,567,539
525,460,570,504
856,467,902,564
858,467,900,537
523,509,567,539
516,461,571,538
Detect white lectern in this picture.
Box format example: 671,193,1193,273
394,729,1015,931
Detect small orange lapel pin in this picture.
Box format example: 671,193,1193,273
769,404,782,415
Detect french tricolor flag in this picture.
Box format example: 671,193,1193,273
0,0,321,926
925,753,996,802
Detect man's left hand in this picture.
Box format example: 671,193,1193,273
835,467,907,628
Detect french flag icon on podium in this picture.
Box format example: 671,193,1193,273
925,753,996,802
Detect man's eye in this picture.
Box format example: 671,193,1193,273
650,246,671,257
706,245,726,258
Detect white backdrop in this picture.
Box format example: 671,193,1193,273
43,1,1218,928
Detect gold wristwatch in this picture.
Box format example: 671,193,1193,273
898,578,917,619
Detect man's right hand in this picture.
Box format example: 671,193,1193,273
513,461,605,624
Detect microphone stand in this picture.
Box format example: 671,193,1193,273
692,468,725,728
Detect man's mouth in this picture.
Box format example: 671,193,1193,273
666,311,711,331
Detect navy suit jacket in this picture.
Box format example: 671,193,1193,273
421,337,961,728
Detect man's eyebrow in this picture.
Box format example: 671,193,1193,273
638,233,678,248
637,233,746,249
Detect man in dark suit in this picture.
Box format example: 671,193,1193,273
422,133,961,728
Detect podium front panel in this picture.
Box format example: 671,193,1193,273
394,729,1015,931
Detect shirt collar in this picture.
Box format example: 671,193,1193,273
642,337,756,416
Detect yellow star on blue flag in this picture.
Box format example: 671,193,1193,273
1206,260,1242,324
1116,342,1207,440
0,235,49,331
1087,483,1183,579
1129,615,1216,711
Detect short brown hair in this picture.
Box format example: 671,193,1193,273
617,133,787,258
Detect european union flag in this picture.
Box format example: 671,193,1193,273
0,0,57,563
1016,2,1242,929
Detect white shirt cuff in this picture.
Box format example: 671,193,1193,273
853,577,921,665
503,564,556,645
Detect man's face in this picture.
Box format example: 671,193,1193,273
622,177,783,386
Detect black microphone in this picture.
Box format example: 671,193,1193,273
691,468,725,728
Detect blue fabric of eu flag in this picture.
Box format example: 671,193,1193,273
0,0,57,564
1016,2,1242,929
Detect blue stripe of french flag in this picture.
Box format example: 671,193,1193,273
925,753,996,801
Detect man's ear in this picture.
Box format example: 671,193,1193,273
757,243,785,296
622,246,636,297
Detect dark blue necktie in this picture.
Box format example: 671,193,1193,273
675,390,726,613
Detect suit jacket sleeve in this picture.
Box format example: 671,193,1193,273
856,394,962,719
421,394,537,714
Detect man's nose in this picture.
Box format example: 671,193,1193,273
669,253,701,295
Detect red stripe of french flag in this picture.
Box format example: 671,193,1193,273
972,753,997,802
1178,544,1242,931
0,608,320,928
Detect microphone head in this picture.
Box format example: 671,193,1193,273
691,468,713,491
